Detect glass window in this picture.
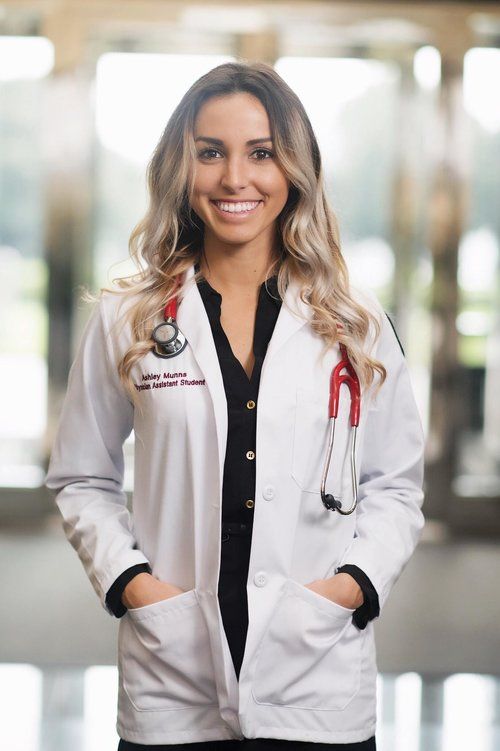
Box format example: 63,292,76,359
0,37,54,487
453,47,500,498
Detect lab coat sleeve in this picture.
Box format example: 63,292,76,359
335,306,426,614
106,562,152,618
336,564,380,629
44,294,151,616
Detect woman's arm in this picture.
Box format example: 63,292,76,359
106,563,153,617
44,295,151,615
333,306,426,614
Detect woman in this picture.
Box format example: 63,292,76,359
45,61,425,750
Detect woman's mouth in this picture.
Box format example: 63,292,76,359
210,199,263,219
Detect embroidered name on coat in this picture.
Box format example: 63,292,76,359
134,371,206,391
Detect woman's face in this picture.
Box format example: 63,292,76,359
189,92,290,253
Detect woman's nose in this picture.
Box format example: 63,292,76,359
220,156,250,190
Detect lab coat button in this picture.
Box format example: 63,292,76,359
262,485,275,500
254,571,268,587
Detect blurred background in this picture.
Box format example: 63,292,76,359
1,0,500,749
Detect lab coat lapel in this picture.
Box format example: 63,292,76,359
263,274,312,367
176,263,229,486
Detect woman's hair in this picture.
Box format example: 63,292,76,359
83,59,387,409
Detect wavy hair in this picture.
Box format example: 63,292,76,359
83,59,387,410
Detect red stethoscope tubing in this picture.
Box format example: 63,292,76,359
163,288,179,321
330,343,361,427
321,340,360,515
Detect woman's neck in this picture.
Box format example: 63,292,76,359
197,249,280,294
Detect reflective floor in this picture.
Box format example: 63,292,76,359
0,665,499,751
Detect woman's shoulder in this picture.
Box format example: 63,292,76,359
348,281,386,352
349,281,384,317
98,285,141,318
94,286,146,348
350,282,406,363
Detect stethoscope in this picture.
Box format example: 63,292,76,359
152,282,361,515
151,278,188,359
320,342,360,515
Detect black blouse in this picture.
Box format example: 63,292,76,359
106,268,380,643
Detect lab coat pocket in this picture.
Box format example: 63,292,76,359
252,578,362,711
119,588,218,712
292,387,350,496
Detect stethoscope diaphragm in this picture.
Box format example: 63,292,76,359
152,317,188,358
151,278,188,359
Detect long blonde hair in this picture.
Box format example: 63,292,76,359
84,60,386,407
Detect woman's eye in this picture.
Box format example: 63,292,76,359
198,148,221,159
197,148,274,160
252,149,274,160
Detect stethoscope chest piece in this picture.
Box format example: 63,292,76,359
152,319,188,358
151,280,188,359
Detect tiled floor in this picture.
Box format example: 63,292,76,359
1,664,499,751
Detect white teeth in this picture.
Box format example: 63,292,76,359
214,201,260,213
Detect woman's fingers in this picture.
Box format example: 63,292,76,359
305,576,362,609
123,574,185,609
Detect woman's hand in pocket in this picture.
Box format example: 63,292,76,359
122,573,185,610
305,574,363,610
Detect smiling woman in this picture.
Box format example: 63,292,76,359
190,93,290,243
45,60,425,751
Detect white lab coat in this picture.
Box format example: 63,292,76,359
45,262,425,745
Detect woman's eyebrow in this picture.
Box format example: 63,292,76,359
195,136,273,145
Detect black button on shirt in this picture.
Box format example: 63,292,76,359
106,267,380,656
